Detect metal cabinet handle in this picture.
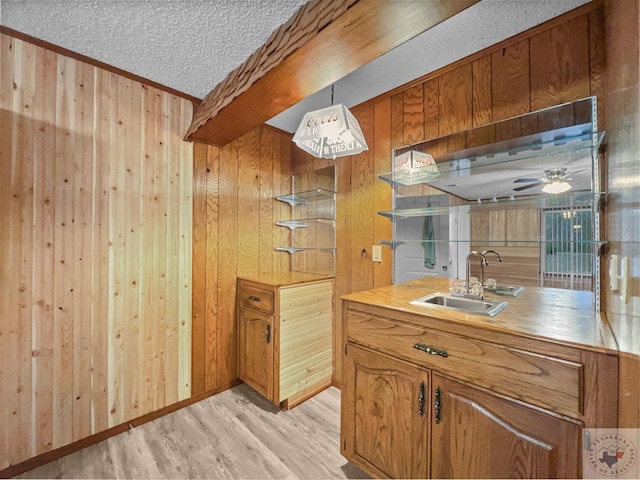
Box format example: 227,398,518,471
265,324,271,344
248,295,260,302
434,387,442,424
418,382,426,417
413,343,448,358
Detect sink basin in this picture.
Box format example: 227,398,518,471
410,293,508,317
486,284,525,297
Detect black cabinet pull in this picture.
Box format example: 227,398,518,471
413,343,448,358
265,324,271,344
418,382,426,417
248,295,260,302
434,387,442,424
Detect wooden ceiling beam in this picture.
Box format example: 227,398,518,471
185,0,479,146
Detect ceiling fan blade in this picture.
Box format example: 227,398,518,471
564,168,588,178
513,181,544,192
513,178,542,183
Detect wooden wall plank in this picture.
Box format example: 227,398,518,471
0,34,15,468
108,73,127,428
178,97,193,401
237,129,261,277
423,78,439,141
92,68,110,434
334,155,351,386
0,37,14,469
33,45,57,454
152,91,168,411
530,15,590,110
54,52,76,445
217,140,239,385
491,39,530,122
438,64,473,136
138,85,155,416
123,78,141,421
164,94,182,407
349,105,375,294
191,143,207,395
472,56,492,127
18,39,36,462
204,145,220,391
274,134,290,273
403,84,424,145
72,59,94,442
5,37,24,463
373,98,392,289
260,128,275,276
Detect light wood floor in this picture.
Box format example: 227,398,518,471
19,384,369,479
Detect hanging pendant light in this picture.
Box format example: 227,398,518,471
292,85,368,159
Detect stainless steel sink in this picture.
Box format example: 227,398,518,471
410,293,508,317
486,284,525,297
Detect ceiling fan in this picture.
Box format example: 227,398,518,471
513,167,587,193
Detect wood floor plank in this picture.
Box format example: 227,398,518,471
19,384,370,479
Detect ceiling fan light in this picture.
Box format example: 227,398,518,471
542,180,572,194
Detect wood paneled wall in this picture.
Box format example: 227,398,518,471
0,34,193,470
191,127,292,395
292,3,605,384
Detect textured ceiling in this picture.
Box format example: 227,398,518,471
1,0,590,134
0,0,308,99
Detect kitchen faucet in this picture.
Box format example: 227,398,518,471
482,250,503,287
453,251,487,300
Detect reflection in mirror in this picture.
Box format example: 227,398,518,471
384,97,604,310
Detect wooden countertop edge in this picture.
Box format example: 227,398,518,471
606,312,640,356
238,273,334,287
343,296,617,355
341,279,620,355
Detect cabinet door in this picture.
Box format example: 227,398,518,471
342,344,430,479
238,307,274,401
431,374,581,479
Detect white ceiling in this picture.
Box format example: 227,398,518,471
1,0,589,134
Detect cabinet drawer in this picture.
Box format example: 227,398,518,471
347,311,583,417
240,284,275,314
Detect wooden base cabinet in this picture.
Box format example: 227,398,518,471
238,307,273,400
340,301,617,479
342,344,430,479
237,274,333,408
431,374,581,479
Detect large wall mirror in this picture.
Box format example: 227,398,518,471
382,97,605,310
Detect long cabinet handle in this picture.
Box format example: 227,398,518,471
418,382,426,417
248,295,261,302
265,324,271,344
413,343,448,358
434,387,442,424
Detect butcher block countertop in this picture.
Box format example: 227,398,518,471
341,277,619,354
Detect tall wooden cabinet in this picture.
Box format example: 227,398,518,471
237,273,333,408
340,279,618,479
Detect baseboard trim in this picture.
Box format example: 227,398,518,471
0,379,242,479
